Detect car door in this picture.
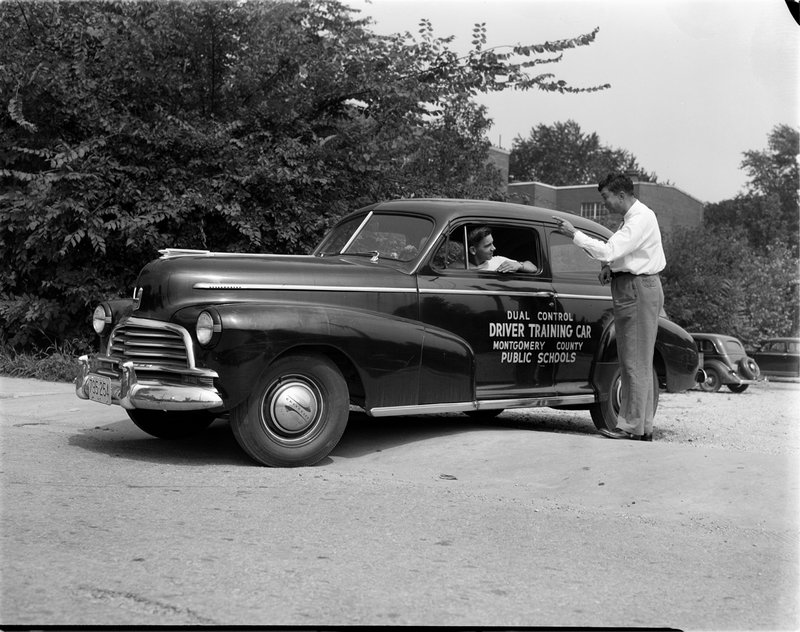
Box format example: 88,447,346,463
755,340,785,375
416,219,558,401
787,341,800,376
546,227,615,398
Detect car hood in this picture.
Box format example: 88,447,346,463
133,252,415,320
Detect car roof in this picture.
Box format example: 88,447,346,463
353,198,613,237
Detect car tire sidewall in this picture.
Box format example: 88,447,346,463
231,354,349,467
699,366,722,392
727,383,749,393
591,364,659,433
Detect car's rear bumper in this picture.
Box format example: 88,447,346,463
75,354,223,411
723,372,768,386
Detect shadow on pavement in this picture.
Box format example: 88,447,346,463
68,418,252,467
68,408,600,467
330,409,600,460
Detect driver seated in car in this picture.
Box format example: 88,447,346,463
468,225,537,273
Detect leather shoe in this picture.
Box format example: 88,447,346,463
605,429,641,440
641,433,653,442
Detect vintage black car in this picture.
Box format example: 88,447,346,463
750,337,800,378
691,332,764,393
76,199,702,466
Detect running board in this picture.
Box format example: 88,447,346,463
368,394,595,418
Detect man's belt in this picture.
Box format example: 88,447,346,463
610,270,659,278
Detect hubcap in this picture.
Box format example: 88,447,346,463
262,377,322,437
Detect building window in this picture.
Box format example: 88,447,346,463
580,202,607,220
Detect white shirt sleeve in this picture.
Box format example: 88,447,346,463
573,216,645,264
571,202,666,274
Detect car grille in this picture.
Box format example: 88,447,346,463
109,322,190,369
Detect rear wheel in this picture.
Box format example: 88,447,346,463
590,364,659,434
127,409,216,439
727,383,749,393
699,367,722,392
230,354,349,467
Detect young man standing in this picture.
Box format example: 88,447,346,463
554,173,666,441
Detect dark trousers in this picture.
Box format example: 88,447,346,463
611,273,664,435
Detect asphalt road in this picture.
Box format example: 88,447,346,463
1,376,798,629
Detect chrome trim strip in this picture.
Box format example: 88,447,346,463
477,394,596,408
419,288,554,297
194,283,416,293
193,283,609,301
341,211,373,253
369,402,477,417
556,293,613,301
368,394,596,417
159,249,315,260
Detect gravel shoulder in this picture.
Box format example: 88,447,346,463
499,378,800,455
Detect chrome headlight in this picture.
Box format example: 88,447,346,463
92,304,112,336
196,310,222,347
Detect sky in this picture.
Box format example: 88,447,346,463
343,0,799,204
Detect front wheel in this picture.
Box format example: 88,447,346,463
230,354,349,467
127,409,216,439
590,364,659,434
699,367,722,392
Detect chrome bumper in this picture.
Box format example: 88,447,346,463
75,355,223,411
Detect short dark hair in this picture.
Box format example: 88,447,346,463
598,173,634,195
468,225,492,248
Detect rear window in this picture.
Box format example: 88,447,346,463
724,339,745,355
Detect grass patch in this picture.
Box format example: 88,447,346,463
0,339,90,383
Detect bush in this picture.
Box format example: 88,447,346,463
0,338,90,382
1,0,605,353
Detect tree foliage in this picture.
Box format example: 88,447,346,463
705,124,799,254
508,119,658,185
662,226,798,345
0,0,609,348
663,125,800,344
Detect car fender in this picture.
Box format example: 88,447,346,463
178,302,474,411
703,358,738,384
591,316,700,393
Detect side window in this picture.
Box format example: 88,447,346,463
788,341,799,353
700,340,714,354
431,223,541,273
549,230,600,277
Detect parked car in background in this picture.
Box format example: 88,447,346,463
691,333,764,393
750,337,800,378
75,199,703,467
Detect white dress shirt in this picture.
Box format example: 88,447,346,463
474,255,514,271
572,199,666,275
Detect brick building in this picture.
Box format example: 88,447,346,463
506,176,704,234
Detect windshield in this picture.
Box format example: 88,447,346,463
315,212,435,263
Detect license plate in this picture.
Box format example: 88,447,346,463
86,375,112,405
